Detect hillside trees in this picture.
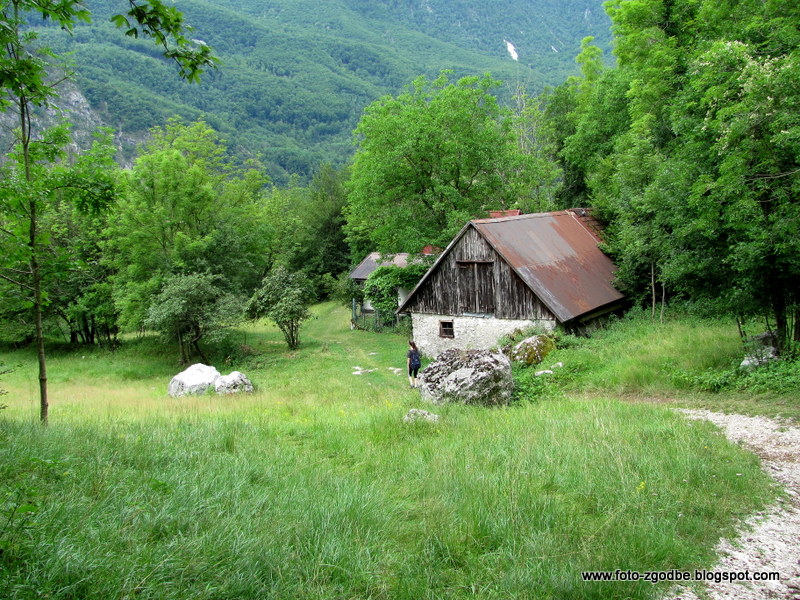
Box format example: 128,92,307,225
548,0,800,352
17,0,606,181
345,72,531,255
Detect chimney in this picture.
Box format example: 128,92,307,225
488,209,522,219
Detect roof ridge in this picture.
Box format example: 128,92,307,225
471,210,566,224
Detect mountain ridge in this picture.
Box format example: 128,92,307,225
27,0,613,182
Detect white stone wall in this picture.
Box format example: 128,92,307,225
411,313,556,358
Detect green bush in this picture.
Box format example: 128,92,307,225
740,359,800,394
363,263,428,315
246,267,314,350
669,358,800,394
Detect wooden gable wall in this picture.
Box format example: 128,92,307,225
405,227,556,321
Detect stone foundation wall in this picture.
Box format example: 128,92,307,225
411,313,556,358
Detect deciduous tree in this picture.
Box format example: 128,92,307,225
246,267,313,350
345,71,523,255
144,273,242,364
107,120,269,333
554,0,800,351
0,0,216,423
0,125,117,423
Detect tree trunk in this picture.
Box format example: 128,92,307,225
772,291,787,356
650,262,656,321
177,332,187,364
20,90,48,425
32,251,48,425
192,339,208,364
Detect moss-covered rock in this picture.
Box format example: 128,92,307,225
509,335,556,366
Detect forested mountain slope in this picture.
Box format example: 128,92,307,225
31,0,611,181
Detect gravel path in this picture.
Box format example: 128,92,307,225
666,409,800,600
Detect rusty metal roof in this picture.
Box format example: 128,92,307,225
398,210,625,323
349,252,410,281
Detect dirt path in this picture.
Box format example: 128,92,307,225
666,409,800,600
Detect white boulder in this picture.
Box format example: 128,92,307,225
168,363,221,397
214,371,254,395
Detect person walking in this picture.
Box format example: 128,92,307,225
407,340,421,388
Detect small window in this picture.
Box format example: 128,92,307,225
439,320,454,338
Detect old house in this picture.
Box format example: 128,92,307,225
349,252,412,312
396,209,626,357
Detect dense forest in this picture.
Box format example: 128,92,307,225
12,0,612,182
1,0,799,425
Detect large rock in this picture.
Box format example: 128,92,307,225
214,371,254,394
740,331,779,370
168,364,221,397
418,349,513,406
509,334,555,366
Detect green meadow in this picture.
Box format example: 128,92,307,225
0,304,783,599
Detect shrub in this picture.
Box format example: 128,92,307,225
669,357,800,394
144,274,243,364
740,358,800,394
246,267,314,350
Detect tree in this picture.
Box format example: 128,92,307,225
507,86,562,214
0,0,216,424
0,124,117,424
107,120,269,334
38,130,121,347
144,273,242,364
552,0,800,352
246,267,313,350
289,164,352,296
345,71,524,256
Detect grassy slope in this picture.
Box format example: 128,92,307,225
536,311,800,422
0,304,780,599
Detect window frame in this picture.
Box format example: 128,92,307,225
439,320,455,338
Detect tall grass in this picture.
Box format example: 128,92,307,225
543,311,742,395
0,304,779,599
533,309,800,420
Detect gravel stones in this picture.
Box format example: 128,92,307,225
667,409,800,600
